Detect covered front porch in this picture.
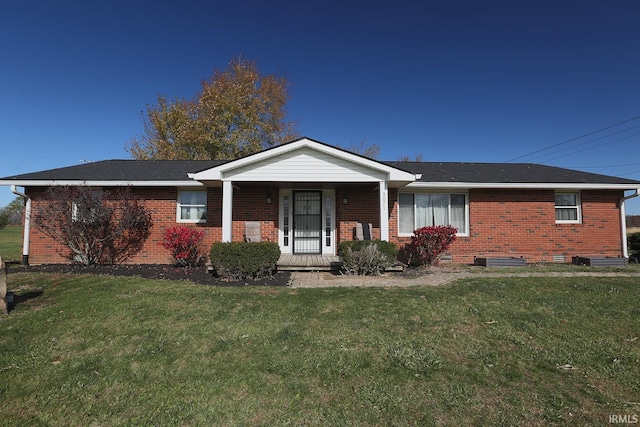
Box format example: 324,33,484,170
191,138,418,256
277,254,342,271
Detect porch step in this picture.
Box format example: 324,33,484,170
277,255,342,271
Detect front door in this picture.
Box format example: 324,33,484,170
293,191,322,254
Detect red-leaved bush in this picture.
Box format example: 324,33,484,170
406,225,457,266
161,226,206,266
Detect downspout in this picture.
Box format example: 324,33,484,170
10,185,31,266
620,189,640,259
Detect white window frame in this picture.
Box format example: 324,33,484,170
398,191,469,237
555,191,581,224
177,190,207,223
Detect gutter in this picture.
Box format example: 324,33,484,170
620,188,640,259
10,185,31,266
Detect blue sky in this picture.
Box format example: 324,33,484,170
1,0,640,214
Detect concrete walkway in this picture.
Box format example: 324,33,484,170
288,270,640,288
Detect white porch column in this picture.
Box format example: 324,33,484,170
379,181,389,241
222,180,233,242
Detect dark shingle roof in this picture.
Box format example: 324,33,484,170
1,159,638,186
0,160,225,181
383,161,640,185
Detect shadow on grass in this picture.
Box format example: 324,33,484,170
7,290,44,313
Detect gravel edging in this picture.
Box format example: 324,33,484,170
288,270,640,288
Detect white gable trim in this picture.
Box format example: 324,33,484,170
192,137,417,185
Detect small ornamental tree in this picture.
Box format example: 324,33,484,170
629,232,640,255
1,197,25,225
161,226,206,267
32,186,153,265
0,212,8,230
406,225,457,266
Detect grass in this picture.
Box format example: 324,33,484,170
1,272,639,426
0,225,22,263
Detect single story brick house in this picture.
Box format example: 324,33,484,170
1,137,639,267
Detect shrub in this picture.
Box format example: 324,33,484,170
405,225,457,266
340,244,391,276
0,212,8,230
161,226,206,267
32,186,153,265
628,232,640,255
210,241,280,280
338,239,399,261
1,197,25,225
338,240,398,276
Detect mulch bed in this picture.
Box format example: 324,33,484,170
10,263,291,287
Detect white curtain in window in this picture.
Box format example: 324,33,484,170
181,191,206,206
400,192,468,233
556,208,577,221
399,194,414,233
431,194,448,225
180,191,206,220
416,194,448,227
415,194,430,227
181,206,206,220
555,193,576,206
450,194,466,232
555,193,578,221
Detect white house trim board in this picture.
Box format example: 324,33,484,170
191,138,417,185
221,181,233,242
406,182,640,190
379,181,389,241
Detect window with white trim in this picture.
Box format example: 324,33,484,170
177,190,207,223
555,192,581,223
399,192,468,235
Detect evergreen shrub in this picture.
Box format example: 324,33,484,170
210,241,280,280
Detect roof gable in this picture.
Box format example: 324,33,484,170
192,137,417,185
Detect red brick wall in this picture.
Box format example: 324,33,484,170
231,186,279,243
23,185,625,265
24,185,283,265
388,188,624,263
336,186,380,243
24,187,222,265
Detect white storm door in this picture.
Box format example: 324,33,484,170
279,189,335,255
293,191,322,254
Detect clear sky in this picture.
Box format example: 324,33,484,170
1,0,640,214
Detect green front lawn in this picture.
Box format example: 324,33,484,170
1,272,639,426
0,225,22,263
